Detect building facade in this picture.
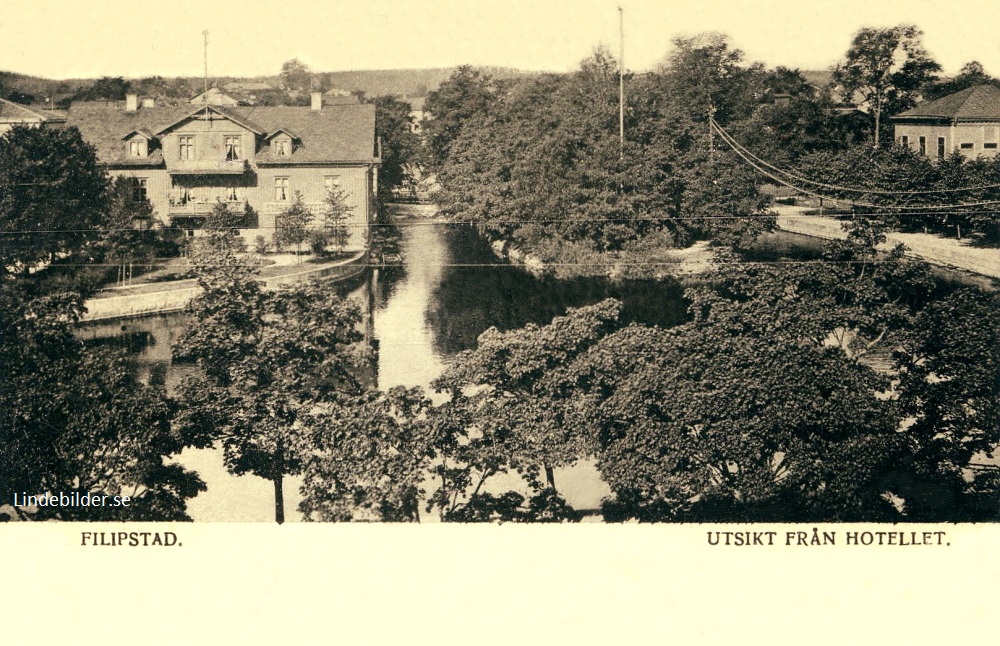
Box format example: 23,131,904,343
892,84,1000,160
65,92,380,251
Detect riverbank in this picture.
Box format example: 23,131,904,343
484,233,718,279
80,250,369,322
775,204,1000,280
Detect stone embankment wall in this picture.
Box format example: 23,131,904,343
81,252,369,322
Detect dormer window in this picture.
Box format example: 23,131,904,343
264,128,298,158
122,131,152,158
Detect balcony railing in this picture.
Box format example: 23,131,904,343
168,200,248,216
167,159,248,175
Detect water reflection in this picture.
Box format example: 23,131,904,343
425,225,690,357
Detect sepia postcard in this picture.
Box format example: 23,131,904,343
0,0,996,642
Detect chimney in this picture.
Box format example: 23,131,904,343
125,93,139,112
311,91,323,111
142,97,155,108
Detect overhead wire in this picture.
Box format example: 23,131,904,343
709,116,1000,196
710,119,1000,211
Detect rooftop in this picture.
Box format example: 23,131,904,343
64,101,377,165
893,84,1000,122
0,97,66,123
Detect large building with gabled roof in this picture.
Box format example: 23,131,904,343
64,91,380,249
892,84,1000,160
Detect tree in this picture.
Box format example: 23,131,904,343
300,387,433,522
923,61,998,100
174,253,369,523
318,186,352,254
892,288,1000,520
418,300,624,521
578,309,905,522
729,67,869,163
371,95,423,205
659,32,766,126
274,191,314,258
423,66,499,169
70,76,132,102
101,176,156,287
832,25,941,147
280,59,313,93
569,243,934,521
0,125,108,273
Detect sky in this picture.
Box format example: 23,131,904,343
2,0,1000,79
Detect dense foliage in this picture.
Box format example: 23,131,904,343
794,145,1000,243
0,125,108,272
425,45,782,276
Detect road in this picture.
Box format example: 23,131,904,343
774,204,1000,279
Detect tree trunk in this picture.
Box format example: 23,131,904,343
273,475,285,524
544,463,557,492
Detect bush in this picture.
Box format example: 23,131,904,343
254,235,270,255
309,230,331,255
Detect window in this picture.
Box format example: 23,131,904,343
960,142,974,150
900,135,909,148
274,138,290,157
227,186,239,202
225,135,241,161
274,177,289,201
918,136,926,155
178,135,194,160
985,142,998,149
324,175,340,193
937,137,946,159
132,178,147,202
129,139,144,157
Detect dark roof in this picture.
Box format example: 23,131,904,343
264,127,300,141
0,97,65,122
65,102,190,165
64,102,377,166
238,105,376,163
121,128,154,140
893,84,1000,121
800,70,833,90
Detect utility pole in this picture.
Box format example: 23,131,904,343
618,6,625,160
203,30,209,102
203,30,213,125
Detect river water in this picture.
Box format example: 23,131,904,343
77,217,693,521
